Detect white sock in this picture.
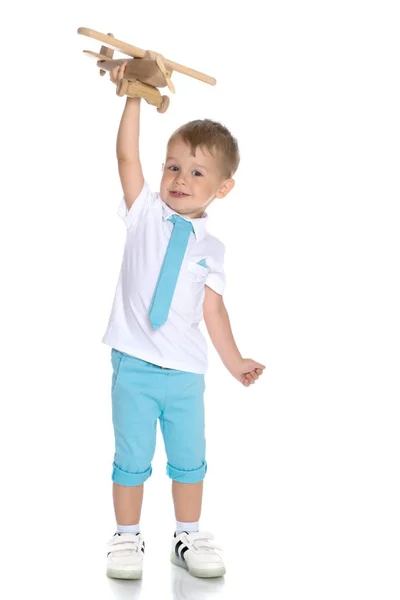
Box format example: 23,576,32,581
176,521,199,534
116,523,140,535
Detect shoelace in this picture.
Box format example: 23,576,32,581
185,531,223,553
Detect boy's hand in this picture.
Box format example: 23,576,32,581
110,61,128,85
231,359,265,387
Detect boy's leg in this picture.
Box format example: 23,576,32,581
160,370,207,525
107,350,165,580
111,350,164,521
113,482,144,525
161,370,225,577
160,370,207,490
172,481,203,523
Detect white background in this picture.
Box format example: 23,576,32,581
1,1,399,599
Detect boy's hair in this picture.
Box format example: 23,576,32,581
168,119,240,179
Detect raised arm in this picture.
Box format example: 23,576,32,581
111,62,144,209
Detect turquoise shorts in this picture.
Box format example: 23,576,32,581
110,349,207,486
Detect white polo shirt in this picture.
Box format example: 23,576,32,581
102,181,226,374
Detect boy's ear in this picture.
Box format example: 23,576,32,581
216,178,235,199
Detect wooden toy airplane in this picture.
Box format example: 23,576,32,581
77,27,217,113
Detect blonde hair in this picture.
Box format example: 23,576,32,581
168,119,240,179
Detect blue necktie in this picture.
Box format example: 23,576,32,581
149,215,194,329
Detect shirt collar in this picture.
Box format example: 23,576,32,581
161,198,208,242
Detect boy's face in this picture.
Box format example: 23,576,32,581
160,137,234,218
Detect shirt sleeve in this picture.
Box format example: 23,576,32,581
205,243,226,295
117,181,155,228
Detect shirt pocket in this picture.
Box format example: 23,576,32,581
187,260,209,281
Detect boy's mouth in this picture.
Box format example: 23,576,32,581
170,191,190,198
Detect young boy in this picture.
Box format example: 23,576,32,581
102,62,265,580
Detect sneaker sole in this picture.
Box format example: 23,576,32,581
170,552,226,578
107,567,142,580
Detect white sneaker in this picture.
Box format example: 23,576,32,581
106,532,144,579
171,531,226,578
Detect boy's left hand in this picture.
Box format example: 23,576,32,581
231,359,265,387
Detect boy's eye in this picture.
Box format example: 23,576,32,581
168,166,179,171
193,171,202,177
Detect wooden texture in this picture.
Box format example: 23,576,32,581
116,79,170,112
98,42,113,76
155,54,175,93
78,27,216,85
84,52,170,87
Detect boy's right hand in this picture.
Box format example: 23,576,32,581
110,61,128,86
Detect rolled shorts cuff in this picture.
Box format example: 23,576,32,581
167,460,207,483
112,462,152,486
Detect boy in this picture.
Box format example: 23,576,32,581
102,62,265,580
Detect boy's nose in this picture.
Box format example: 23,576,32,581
174,174,187,186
